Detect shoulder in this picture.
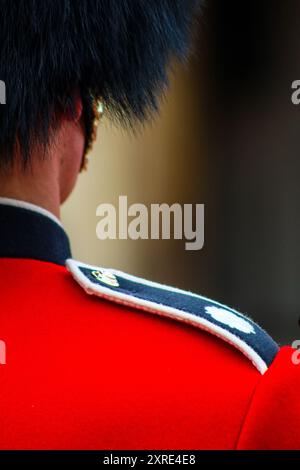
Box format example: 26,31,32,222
66,258,279,375
237,346,300,449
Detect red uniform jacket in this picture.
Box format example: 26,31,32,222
0,199,299,449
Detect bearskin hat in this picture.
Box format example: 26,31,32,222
0,0,201,166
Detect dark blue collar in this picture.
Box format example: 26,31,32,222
0,199,71,266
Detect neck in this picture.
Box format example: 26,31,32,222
0,180,61,219
0,117,84,219
0,157,61,219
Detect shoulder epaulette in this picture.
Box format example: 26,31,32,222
66,259,279,375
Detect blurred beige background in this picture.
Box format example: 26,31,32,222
61,56,214,293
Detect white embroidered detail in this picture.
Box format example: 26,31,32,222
91,269,120,287
205,306,255,334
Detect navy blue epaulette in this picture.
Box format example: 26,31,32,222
66,259,279,375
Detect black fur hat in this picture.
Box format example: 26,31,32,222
0,0,201,166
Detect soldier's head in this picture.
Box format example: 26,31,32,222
0,0,200,209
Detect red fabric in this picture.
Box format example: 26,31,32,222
0,258,297,449
237,346,300,449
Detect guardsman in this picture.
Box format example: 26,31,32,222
0,0,299,450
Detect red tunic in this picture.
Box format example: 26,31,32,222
0,257,298,449
0,199,299,449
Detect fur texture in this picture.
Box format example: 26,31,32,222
0,0,201,166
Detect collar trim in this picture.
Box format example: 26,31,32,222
0,197,62,227
0,200,71,266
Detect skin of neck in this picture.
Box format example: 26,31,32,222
0,100,85,219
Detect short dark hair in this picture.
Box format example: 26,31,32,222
0,0,200,168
